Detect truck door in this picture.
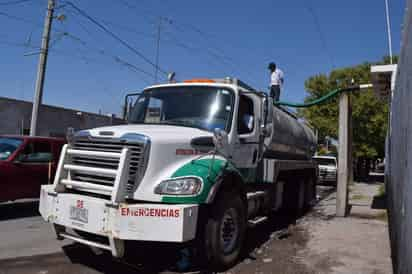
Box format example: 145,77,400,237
231,94,260,172
13,140,53,199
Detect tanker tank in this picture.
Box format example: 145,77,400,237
264,105,317,161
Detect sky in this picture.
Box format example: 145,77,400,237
0,0,406,116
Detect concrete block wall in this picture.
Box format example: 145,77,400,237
0,96,124,137
387,0,412,272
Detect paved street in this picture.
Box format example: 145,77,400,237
0,184,391,274
0,200,69,260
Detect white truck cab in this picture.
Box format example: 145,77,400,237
39,78,318,270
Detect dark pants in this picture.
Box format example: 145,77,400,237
270,85,281,101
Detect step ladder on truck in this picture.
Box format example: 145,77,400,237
39,77,318,271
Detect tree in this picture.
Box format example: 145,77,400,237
299,56,395,160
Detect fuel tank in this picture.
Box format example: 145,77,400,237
264,106,317,160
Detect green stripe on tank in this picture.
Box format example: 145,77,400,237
161,158,229,204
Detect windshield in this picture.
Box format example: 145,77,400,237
314,158,336,166
128,86,234,132
0,137,23,160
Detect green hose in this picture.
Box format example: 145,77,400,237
274,86,360,108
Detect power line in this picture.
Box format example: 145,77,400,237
116,0,158,25
57,10,156,81
303,0,336,68
115,2,243,64
160,29,258,86
0,11,42,26
115,0,260,85
63,7,156,40
0,10,65,32
0,0,36,6
168,20,237,64
62,30,155,81
116,0,237,64
0,39,39,49
64,1,168,77
100,18,157,39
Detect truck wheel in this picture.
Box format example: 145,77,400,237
296,180,305,215
203,191,246,271
304,177,316,209
283,180,304,217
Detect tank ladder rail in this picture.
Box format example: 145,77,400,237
52,144,131,204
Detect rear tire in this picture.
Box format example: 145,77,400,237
203,191,246,271
283,180,305,217
304,177,316,209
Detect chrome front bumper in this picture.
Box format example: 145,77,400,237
39,185,198,257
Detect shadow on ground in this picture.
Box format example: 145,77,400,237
61,186,336,274
0,200,40,221
61,213,301,274
372,194,387,209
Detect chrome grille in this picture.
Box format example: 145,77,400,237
71,138,148,194
319,169,337,181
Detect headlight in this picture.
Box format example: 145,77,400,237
154,177,202,195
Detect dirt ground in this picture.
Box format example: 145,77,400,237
222,182,392,274
0,182,392,274
298,182,392,274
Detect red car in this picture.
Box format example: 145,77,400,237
0,135,66,202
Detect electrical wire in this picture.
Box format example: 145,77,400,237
64,1,168,77
115,0,259,85
0,0,36,6
303,0,336,68
0,10,65,32
0,39,38,49
58,10,156,81
61,31,155,81
0,11,42,26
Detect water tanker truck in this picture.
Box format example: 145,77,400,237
39,78,318,270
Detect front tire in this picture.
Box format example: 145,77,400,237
203,191,246,271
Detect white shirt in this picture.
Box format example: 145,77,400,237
270,68,284,86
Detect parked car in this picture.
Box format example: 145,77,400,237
313,155,338,185
0,135,66,202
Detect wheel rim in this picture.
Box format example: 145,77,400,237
219,208,239,254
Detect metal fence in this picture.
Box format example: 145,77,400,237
387,0,412,272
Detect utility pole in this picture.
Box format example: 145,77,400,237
154,17,172,84
384,0,393,64
336,92,352,217
30,0,54,136
154,17,162,84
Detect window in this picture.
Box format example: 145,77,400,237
237,95,254,134
129,87,234,132
0,137,23,160
19,141,52,163
145,97,163,123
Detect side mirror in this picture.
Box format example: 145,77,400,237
123,92,142,120
212,128,230,158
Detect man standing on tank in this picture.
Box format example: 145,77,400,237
268,62,284,101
